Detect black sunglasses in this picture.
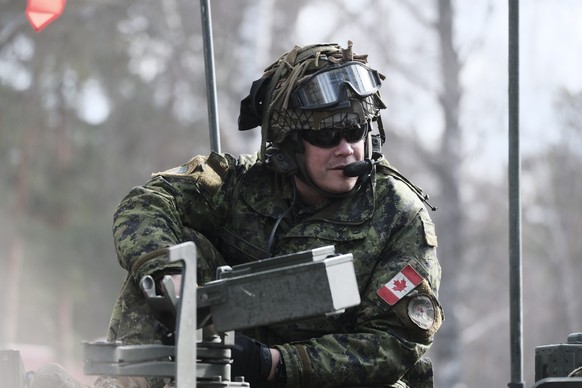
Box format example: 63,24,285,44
300,124,368,148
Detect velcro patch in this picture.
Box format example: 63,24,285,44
421,218,438,247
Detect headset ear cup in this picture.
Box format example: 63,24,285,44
264,146,297,175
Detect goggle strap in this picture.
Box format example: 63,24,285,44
282,61,311,110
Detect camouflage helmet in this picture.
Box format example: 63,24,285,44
239,41,387,159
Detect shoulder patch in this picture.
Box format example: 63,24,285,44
392,280,444,341
408,294,436,330
377,264,424,306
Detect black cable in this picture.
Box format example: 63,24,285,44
267,178,297,256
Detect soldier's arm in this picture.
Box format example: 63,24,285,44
112,152,239,282
276,208,443,387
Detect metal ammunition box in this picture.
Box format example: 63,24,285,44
198,246,361,332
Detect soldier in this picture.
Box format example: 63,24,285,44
33,41,444,388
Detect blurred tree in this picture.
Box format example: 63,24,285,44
0,0,213,361
0,0,135,363
429,2,463,385
521,89,582,354
353,1,467,385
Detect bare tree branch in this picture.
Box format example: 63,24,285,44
0,15,27,46
399,0,436,29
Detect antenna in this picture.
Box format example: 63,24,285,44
199,0,221,152
508,1,524,387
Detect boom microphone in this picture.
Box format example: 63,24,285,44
343,160,374,177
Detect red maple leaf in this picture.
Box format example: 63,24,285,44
392,279,408,292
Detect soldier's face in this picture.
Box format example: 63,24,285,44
302,137,365,195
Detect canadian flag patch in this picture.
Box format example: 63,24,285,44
377,265,424,305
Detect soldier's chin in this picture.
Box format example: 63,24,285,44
324,177,358,194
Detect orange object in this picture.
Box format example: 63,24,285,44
26,0,66,32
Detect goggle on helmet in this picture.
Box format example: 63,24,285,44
289,61,383,110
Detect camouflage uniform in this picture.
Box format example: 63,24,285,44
104,151,443,388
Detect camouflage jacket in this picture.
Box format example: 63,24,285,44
112,151,443,388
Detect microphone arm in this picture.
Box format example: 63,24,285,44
343,160,373,177
342,154,438,211
343,153,384,177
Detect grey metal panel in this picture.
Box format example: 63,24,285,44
201,252,360,332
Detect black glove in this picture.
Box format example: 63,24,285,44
231,332,272,386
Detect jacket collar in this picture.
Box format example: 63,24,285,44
241,164,375,226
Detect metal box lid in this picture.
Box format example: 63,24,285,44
199,246,361,332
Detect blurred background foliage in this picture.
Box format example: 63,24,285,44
1,0,581,387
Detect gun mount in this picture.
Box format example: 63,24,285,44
83,243,361,387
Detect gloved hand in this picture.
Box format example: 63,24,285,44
231,332,272,386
